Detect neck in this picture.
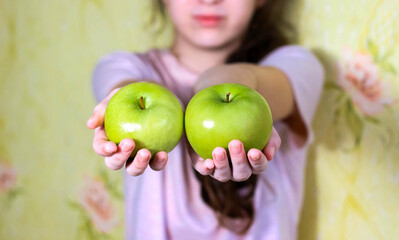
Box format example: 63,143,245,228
170,35,240,74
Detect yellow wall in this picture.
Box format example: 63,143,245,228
0,0,398,239
297,1,399,239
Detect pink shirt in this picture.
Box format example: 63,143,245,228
92,46,324,240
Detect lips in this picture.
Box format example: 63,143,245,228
193,15,224,27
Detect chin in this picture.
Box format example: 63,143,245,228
192,35,237,51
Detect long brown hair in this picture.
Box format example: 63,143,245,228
151,0,295,234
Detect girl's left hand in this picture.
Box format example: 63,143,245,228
189,127,281,182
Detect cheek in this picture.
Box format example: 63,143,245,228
229,0,255,28
228,14,251,36
167,2,192,32
227,2,256,32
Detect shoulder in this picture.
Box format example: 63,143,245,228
258,45,324,88
96,48,171,77
96,49,162,68
93,48,169,83
92,49,166,102
259,44,324,88
260,45,322,67
260,45,325,146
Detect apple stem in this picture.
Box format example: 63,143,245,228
139,96,145,110
226,92,231,103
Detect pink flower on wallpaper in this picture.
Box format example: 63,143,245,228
337,48,394,116
0,163,18,193
78,177,118,233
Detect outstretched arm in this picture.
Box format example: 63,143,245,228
190,64,296,181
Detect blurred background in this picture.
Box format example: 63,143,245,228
0,0,398,239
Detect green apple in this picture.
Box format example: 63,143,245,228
104,82,184,157
185,83,273,160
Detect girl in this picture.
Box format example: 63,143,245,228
86,0,324,239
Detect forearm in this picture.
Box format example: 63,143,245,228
196,64,294,121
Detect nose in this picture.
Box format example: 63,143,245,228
200,0,222,4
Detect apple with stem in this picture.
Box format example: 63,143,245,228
104,82,184,157
185,83,273,160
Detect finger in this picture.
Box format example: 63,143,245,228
149,151,168,171
125,149,151,176
194,158,215,176
248,148,268,174
93,126,118,156
229,140,251,182
211,147,231,182
263,127,281,161
187,142,214,175
87,102,107,129
104,138,135,170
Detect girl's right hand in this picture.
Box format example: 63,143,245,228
86,88,168,176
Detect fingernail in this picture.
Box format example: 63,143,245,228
104,143,114,153
231,141,241,154
251,152,261,160
87,118,94,126
156,153,166,163
158,156,165,163
122,141,133,152
215,150,224,159
139,151,145,158
205,160,214,169
137,152,145,163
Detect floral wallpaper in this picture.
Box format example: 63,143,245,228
68,171,122,239
0,0,398,239
296,1,399,239
0,162,22,209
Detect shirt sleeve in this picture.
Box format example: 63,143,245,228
259,45,325,145
91,51,156,102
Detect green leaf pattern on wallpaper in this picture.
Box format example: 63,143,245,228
68,169,122,240
324,4,397,148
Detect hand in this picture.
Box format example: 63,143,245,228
86,88,168,176
189,127,281,182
